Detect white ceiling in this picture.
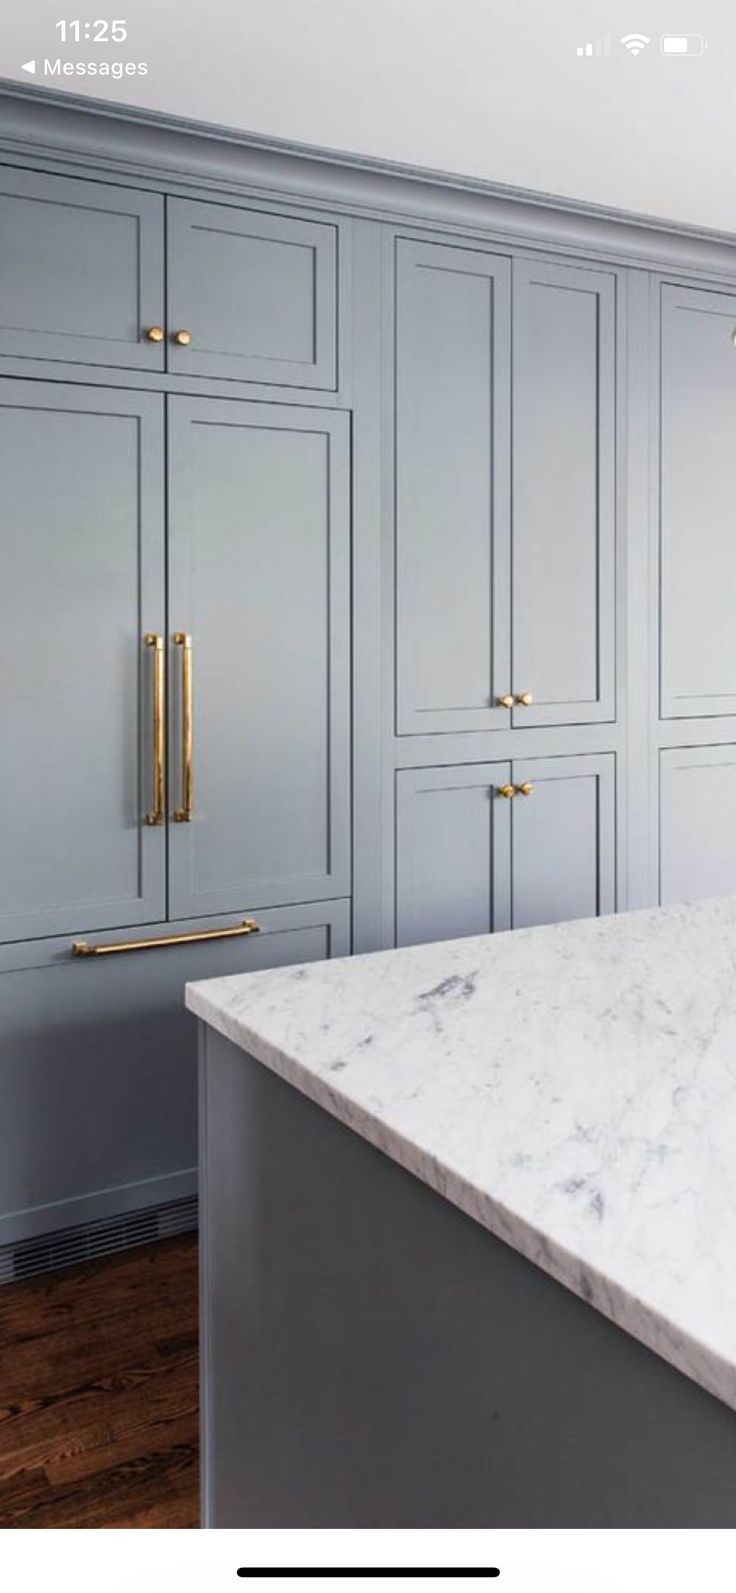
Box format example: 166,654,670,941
2,0,736,232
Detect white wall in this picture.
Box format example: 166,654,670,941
1,0,735,231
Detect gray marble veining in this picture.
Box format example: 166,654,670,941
186,896,736,1413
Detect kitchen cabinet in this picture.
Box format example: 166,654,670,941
395,755,615,946
659,745,736,904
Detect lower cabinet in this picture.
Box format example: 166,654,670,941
660,745,736,904
0,900,350,1247
396,754,615,947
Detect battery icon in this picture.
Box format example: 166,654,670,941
661,34,707,55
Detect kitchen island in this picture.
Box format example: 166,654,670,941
187,897,736,1526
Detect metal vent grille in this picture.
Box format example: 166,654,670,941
0,1194,198,1286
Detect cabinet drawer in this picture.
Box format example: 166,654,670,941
0,900,350,1246
167,198,337,388
0,167,164,369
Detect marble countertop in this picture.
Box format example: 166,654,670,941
186,897,736,1414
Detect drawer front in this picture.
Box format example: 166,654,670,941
0,166,164,369
0,900,350,1246
167,198,337,388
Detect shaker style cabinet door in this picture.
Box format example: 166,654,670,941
167,398,351,918
659,746,736,903
166,198,337,387
511,259,616,728
0,381,166,943
395,754,615,947
660,285,736,718
0,167,165,369
393,238,512,735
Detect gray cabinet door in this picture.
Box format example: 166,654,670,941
395,754,615,946
508,753,616,928
394,238,511,734
0,166,164,369
395,763,512,946
660,285,736,718
512,260,616,728
0,900,350,1248
167,198,337,387
167,398,351,918
0,381,165,943
659,745,736,903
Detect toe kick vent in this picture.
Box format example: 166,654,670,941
0,1194,198,1285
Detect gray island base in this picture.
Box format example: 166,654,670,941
189,899,736,1527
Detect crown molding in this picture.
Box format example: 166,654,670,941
1,78,735,278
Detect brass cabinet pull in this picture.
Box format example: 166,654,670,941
72,918,261,957
516,781,534,796
173,632,193,823
498,784,516,799
145,326,165,343
173,329,192,346
515,692,534,707
496,694,514,709
144,634,165,827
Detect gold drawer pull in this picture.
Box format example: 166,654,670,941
173,329,192,346
516,781,534,796
72,919,261,957
515,692,534,707
496,694,514,709
144,633,165,827
145,326,165,343
173,632,193,823
498,784,516,799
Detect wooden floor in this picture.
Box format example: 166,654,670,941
0,1233,199,1528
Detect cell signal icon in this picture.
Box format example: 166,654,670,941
620,33,651,55
576,36,612,56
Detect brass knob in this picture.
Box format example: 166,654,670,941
498,784,516,799
515,692,534,707
145,326,165,343
497,694,514,709
173,329,192,347
516,782,534,797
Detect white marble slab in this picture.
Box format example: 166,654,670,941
187,896,736,1414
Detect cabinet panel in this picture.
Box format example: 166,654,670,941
0,901,350,1245
0,166,164,369
394,238,511,735
659,746,736,903
660,285,736,718
0,381,165,943
512,260,616,728
167,198,337,387
395,754,615,947
509,754,616,929
168,398,351,917
395,764,511,946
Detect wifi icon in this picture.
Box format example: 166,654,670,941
621,32,651,55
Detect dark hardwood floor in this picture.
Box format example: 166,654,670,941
0,1233,199,1527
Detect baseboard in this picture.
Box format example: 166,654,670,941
0,1185,198,1285
0,1167,198,1248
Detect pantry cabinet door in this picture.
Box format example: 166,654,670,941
167,198,337,387
167,398,351,918
509,753,616,928
394,238,512,735
0,381,166,943
395,764,512,946
511,260,616,728
660,285,736,718
659,746,736,903
0,167,164,369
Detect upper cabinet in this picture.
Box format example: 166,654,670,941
511,259,616,728
166,198,338,387
0,167,164,369
392,236,617,736
660,284,736,719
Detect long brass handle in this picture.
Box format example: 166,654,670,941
173,632,193,823
72,919,261,957
144,634,165,827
